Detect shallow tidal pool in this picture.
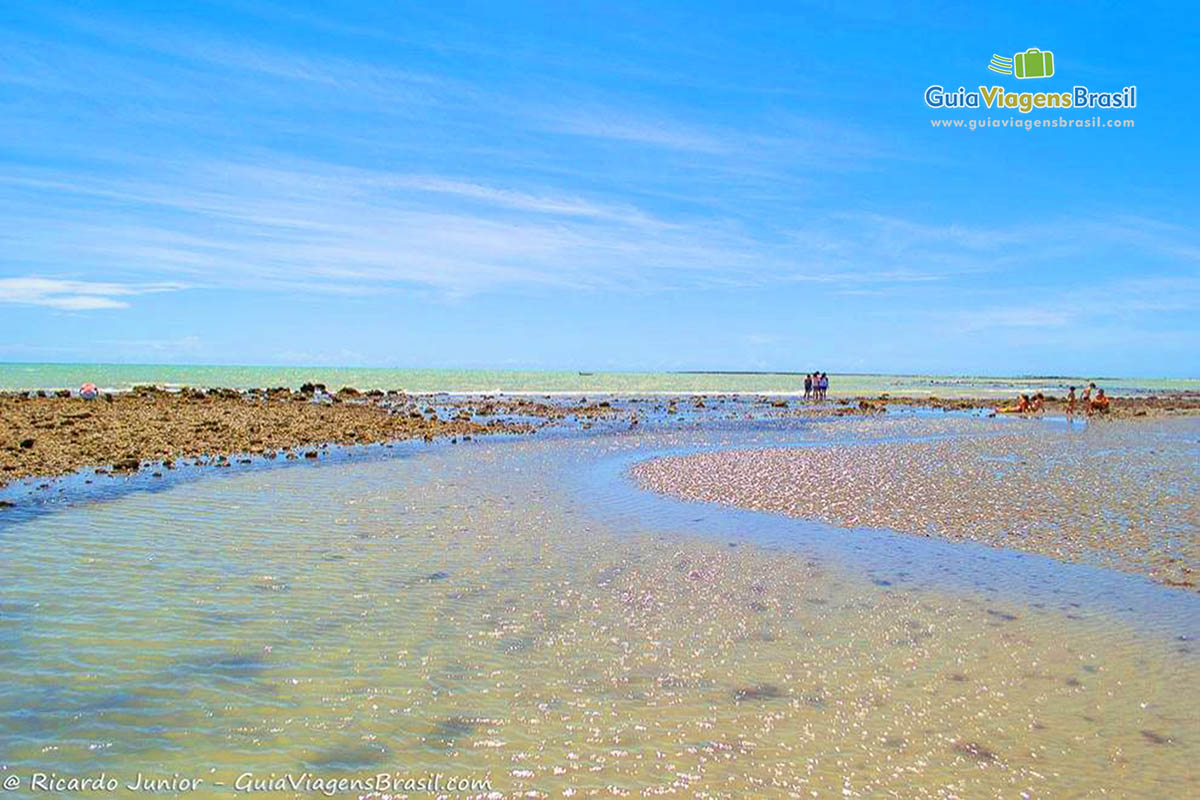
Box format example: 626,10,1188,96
1,415,1197,798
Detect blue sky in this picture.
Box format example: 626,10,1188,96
1,1,1198,376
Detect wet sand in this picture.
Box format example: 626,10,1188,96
634,416,1200,592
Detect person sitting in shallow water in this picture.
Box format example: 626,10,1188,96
996,393,1032,414
1030,392,1045,413
1089,388,1110,415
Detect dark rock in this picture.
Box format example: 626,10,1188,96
433,716,479,743
19,438,34,449
733,683,783,701
498,636,535,653
954,741,998,761
303,742,389,770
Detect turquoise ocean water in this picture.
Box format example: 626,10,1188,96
0,362,1196,397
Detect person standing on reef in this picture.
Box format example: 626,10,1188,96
1066,386,1077,417
804,373,813,401
819,372,829,401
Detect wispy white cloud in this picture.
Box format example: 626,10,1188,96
0,277,187,310
947,306,1076,331
548,110,730,153
5,157,1199,312
379,175,663,226
0,158,807,295
933,275,1200,334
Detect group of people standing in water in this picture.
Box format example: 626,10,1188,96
996,381,1109,417
803,372,829,401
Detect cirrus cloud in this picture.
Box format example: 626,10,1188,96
0,277,187,310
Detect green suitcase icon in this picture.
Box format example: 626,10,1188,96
1014,48,1054,79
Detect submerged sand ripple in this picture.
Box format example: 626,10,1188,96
633,418,1200,591
4,431,1199,797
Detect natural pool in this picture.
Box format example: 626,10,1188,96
1,412,1197,798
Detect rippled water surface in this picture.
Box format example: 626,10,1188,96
2,416,1198,798
633,415,1200,590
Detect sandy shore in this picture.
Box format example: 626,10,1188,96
0,386,623,488
633,418,1200,592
